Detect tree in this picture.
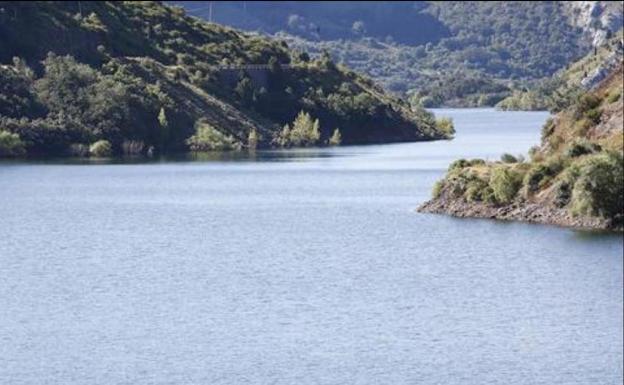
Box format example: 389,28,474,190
290,110,319,146
235,74,254,106
328,128,342,146
158,107,169,150
247,128,258,149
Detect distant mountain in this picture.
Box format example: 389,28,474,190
0,1,450,158
173,1,624,107
171,1,450,45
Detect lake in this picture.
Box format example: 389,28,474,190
1,109,622,384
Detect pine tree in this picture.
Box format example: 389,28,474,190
328,128,342,146
158,107,169,150
248,128,258,149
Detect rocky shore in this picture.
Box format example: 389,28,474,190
418,197,617,231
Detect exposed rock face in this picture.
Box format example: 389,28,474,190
581,43,624,89
562,1,624,47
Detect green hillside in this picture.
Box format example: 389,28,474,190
175,1,623,107
420,63,623,229
0,1,449,158
497,31,624,111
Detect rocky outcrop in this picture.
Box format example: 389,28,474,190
581,43,624,89
562,1,624,47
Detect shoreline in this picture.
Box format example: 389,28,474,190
418,198,622,232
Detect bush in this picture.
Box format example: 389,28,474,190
584,108,601,124
432,180,445,198
541,118,555,142
89,140,112,157
574,94,601,119
607,91,621,103
500,153,518,163
553,168,578,207
570,152,623,219
489,166,523,204
448,159,470,171
523,156,565,194
465,178,489,202
565,139,601,158
247,129,259,150
328,128,342,146
186,121,241,151
435,117,455,138
448,158,486,171
0,130,26,157
275,111,321,147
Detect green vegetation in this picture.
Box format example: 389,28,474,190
187,120,241,151
489,167,523,204
430,64,624,227
570,152,624,219
500,153,519,163
328,128,342,146
177,2,623,107
275,111,321,147
0,130,25,157
497,32,624,112
0,1,446,158
435,117,455,138
89,140,112,157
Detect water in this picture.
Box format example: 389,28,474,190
1,109,622,385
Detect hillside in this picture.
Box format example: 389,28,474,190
497,31,624,111
174,1,623,107
419,63,623,230
0,1,450,158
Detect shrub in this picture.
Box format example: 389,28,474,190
574,94,601,119
69,143,89,157
276,111,321,147
489,166,523,204
186,121,240,151
469,158,486,166
247,129,259,150
0,130,26,157
565,139,601,158
584,108,601,124
432,180,445,199
541,118,555,142
435,117,455,138
553,163,583,207
570,152,624,219
465,178,489,202
523,156,565,194
500,153,518,163
448,158,486,171
328,128,342,146
607,91,621,103
89,140,112,157
448,159,471,171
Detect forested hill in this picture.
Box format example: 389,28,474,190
0,1,450,158
174,1,624,107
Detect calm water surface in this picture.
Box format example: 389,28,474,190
1,109,622,384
